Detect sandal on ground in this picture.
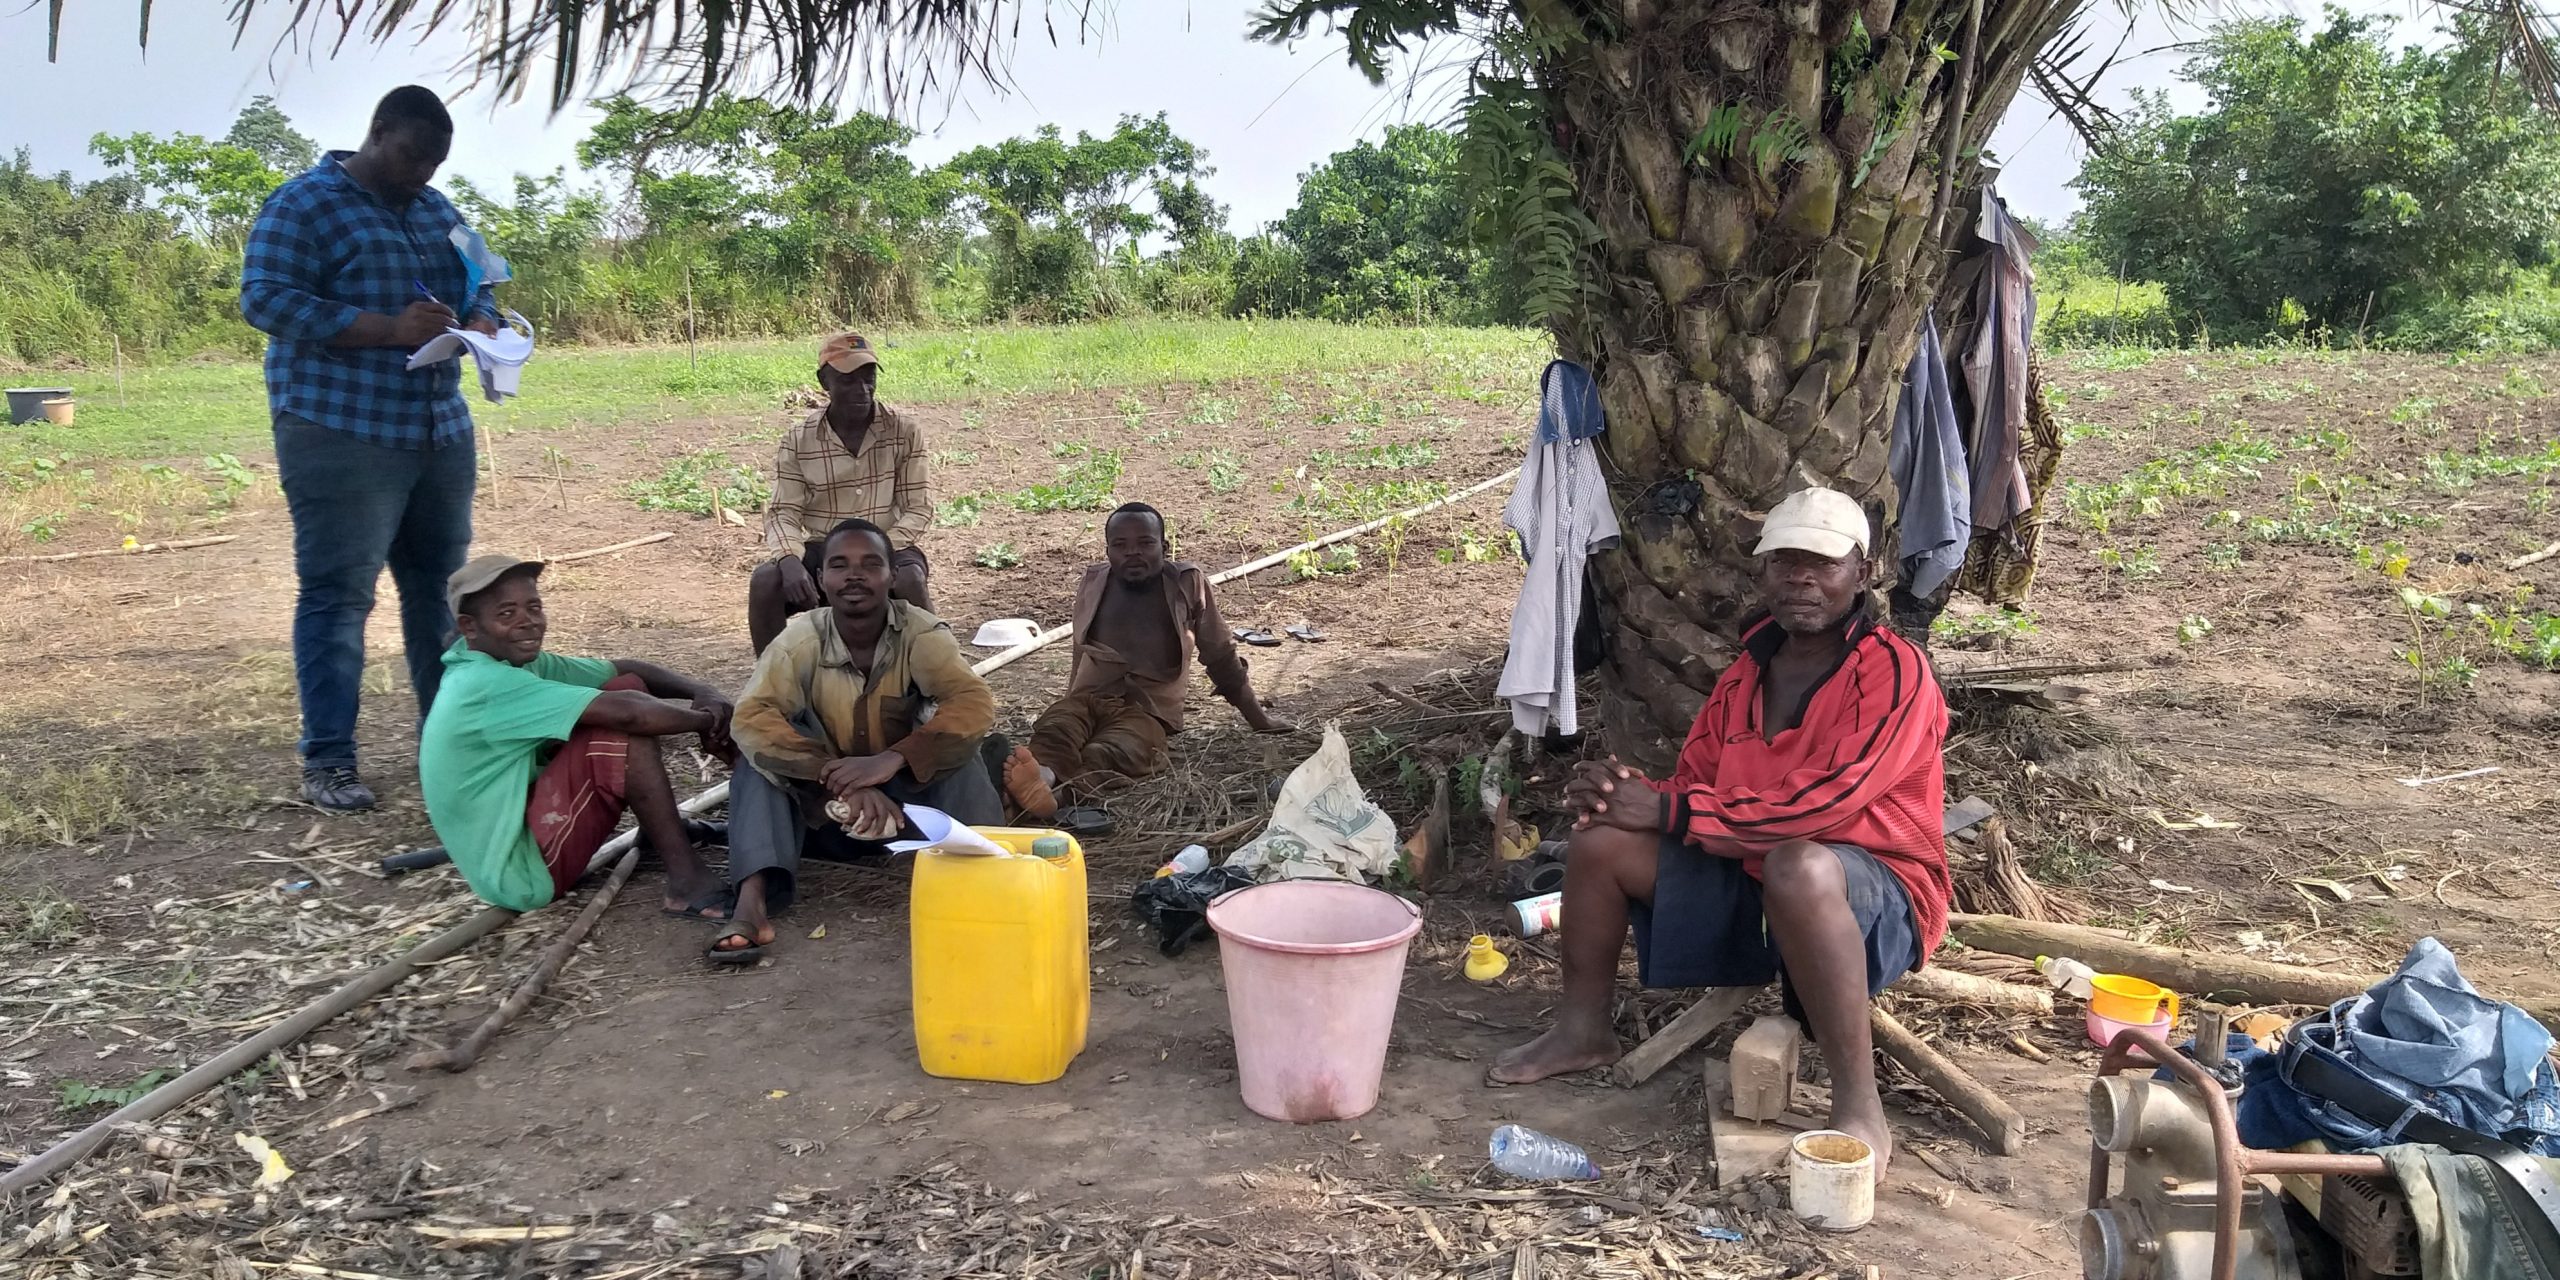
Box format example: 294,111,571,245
661,885,736,921
1232,626,1281,648
706,926,765,965
1054,806,1115,837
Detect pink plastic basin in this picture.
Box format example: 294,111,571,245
1206,880,1422,1123
2085,1005,2174,1048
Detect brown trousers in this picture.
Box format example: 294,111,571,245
1027,691,1170,783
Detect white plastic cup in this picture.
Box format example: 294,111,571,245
1788,1130,1876,1232
1509,891,1563,937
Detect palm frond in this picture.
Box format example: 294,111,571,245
77,0,1094,112
2430,0,2560,110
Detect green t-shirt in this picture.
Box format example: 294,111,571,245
420,641,618,910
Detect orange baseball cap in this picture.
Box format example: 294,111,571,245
819,332,880,374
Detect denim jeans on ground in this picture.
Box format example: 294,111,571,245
273,415,476,769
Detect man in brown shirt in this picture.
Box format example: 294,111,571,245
1027,504,1291,790
748,332,935,654
720,518,1001,963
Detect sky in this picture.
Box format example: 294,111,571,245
0,0,2368,233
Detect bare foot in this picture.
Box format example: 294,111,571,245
1487,1023,1622,1085
1827,1097,1894,1182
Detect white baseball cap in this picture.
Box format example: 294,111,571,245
1752,487,1870,560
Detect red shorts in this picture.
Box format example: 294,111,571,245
526,675,644,896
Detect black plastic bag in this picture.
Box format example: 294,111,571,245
1130,866,1257,956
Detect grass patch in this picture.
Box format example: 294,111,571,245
934,494,985,527
1286,477,1451,523
2421,436,2560,491
1932,609,2039,642
1007,449,1124,513
1,320,1546,467
0,759,157,847
1311,441,1439,471
1,888,87,948
2061,431,2280,534
621,449,770,517
973,541,1022,569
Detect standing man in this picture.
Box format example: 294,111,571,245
748,333,935,654
241,85,499,812
1488,488,1949,1178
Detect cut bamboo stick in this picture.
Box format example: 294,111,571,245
546,531,674,564
5,534,238,564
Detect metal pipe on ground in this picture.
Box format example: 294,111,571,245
7,466,1524,1197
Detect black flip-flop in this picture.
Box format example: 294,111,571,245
662,885,736,921
1054,806,1115,837
706,926,765,965
1284,622,1326,643
1232,627,1281,648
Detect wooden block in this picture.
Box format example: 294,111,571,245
1730,1015,1802,1122
1701,1058,1796,1188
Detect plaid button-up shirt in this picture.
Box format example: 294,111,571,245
763,406,935,557
240,152,499,449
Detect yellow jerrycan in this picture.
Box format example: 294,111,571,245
909,827,1091,1084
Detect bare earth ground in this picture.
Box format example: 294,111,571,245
1,348,2554,1277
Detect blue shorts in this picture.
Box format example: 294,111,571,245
1630,836,1922,1016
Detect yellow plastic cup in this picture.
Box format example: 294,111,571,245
2088,973,2180,1025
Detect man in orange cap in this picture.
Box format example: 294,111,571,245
749,333,935,654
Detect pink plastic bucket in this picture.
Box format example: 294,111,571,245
1207,880,1422,1123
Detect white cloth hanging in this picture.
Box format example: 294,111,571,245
1498,360,1618,738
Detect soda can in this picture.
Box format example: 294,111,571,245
1509,891,1563,937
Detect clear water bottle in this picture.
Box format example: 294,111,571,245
1156,844,1210,877
2038,955,2097,999
1488,1124,1601,1181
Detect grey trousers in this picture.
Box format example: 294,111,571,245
727,725,1004,915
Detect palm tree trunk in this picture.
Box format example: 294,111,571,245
1536,0,2077,766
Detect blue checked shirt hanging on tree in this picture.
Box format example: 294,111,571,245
240,152,500,448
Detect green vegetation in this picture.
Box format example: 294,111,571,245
1006,448,1124,513
934,494,985,527
973,541,1022,569
1311,441,1439,470
2073,13,2560,348
622,450,771,516
0,320,1544,466
58,1068,175,1113
2062,432,2281,533
1932,609,2040,642
1287,544,1363,579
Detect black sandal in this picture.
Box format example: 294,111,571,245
661,885,736,921
706,926,765,965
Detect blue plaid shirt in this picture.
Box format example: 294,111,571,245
240,152,499,449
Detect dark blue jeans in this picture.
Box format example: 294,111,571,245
273,416,476,769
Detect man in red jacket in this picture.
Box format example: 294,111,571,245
1491,487,1949,1177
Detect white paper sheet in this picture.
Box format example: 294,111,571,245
406,312,536,404
887,805,1011,857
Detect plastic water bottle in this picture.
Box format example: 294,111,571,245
2038,955,2097,999
1156,844,1210,878
1488,1124,1601,1181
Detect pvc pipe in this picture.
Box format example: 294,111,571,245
964,465,1519,679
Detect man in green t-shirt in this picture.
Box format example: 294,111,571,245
420,554,739,915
